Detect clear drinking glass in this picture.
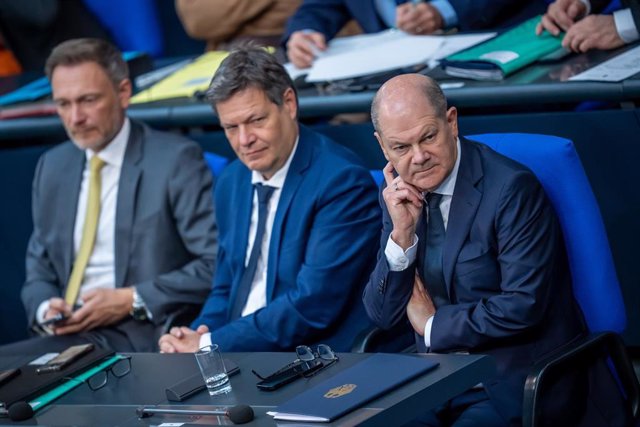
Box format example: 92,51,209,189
195,344,231,396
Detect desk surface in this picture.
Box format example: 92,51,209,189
1,352,495,426
0,44,638,142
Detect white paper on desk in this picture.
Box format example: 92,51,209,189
286,30,496,83
431,33,497,60
306,31,444,82
569,45,640,82
284,62,308,82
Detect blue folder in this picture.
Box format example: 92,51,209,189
270,353,439,422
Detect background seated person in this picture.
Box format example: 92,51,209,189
0,38,216,355
158,45,381,353
537,0,639,52
175,0,301,51
284,0,548,68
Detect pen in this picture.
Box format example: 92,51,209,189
36,365,61,374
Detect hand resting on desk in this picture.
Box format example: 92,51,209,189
159,324,209,353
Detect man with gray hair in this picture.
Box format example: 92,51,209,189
159,45,380,353
364,74,588,425
0,38,217,355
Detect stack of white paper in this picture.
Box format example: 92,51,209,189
286,30,496,83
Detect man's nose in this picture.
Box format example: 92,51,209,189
411,146,429,164
70,104,86,125
238,125,255,146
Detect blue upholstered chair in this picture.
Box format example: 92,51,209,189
83,0,163,57
359,133,638,424
468,133,638,426
203,152,230,178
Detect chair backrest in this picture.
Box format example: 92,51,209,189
83,0,163,57
203,152,229,178
468,133,625,334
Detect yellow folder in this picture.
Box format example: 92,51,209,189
131,51,229,104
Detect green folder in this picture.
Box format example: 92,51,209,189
29,355,123,412
441,16,564,80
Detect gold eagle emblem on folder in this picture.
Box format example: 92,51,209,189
324,383,357,398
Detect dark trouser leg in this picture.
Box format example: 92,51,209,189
402,388,507,427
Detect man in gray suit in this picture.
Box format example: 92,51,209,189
0,38,217,355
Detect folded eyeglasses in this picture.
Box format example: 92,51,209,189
252,344,339,382
63,355,132,391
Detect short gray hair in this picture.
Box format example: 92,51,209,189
371,76,448,134
206,45,297,115
45,38,128,87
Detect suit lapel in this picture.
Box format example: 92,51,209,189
114,121,143,287
266,126,314,301
227,169,253,319
60,149,86,286
443,139,483,294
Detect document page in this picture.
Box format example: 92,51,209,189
286,30,496,83
570,45,640,82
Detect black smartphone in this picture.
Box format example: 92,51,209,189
36,343,94,374
40,313,69,327
0,368,20,386
256,359,323,391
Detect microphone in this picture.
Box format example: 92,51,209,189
136,404,254,424
7,401,35,421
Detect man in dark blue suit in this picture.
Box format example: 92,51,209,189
285,0,547,68
363,74,588,425
159,46,381,353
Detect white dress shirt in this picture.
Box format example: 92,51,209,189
36,119,130,324
582,0,639,43
199,137,299,349
384,137,461,349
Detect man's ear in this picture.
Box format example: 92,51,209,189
446,106,458,139
118,79,132,110
282,87,298,119
374,131,390,161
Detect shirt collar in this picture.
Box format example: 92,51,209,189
251,135,299,189
86,117,130,167
432,137,461,196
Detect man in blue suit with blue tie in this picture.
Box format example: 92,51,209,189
285,0,547,68
363,74,589,425
159,46,381,353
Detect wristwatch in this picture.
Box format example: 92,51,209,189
130,287,148,321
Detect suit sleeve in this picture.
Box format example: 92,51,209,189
362,183,417,330
134,143,217,324
430,171,560,352
629,0,640,31
176,0,275,45
283,0,353,44
190,243,234,332
206,166,380,351
447,0,541,30
21,154,63,326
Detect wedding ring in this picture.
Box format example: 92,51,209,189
416,27,423,33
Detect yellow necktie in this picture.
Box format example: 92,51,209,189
65,156,106,306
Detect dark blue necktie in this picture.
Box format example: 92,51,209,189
423,193,449,308
230,183,276,319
